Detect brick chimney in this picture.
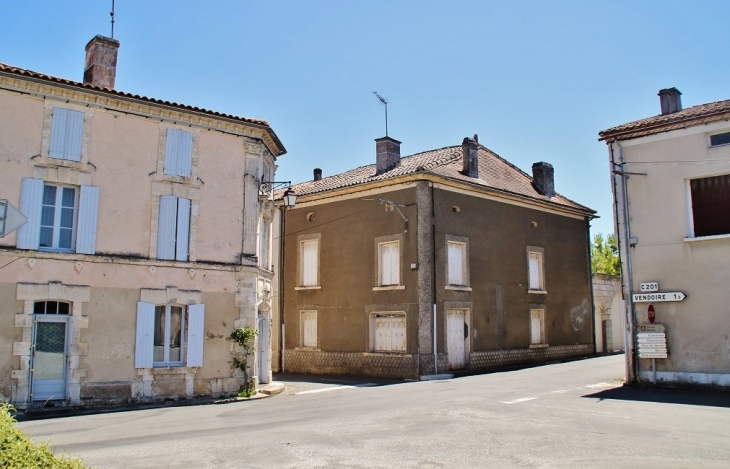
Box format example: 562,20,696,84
313,168,322,181
84,35,120,90
532,162,555,197
658,88,682,115
462,135,479,178
375,136,401,174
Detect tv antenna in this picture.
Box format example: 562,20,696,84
373,91,388,137
110,0,116,38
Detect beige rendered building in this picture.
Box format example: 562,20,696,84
600,88,730,387
0,35,286,409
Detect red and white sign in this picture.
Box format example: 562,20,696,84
647,304,655,324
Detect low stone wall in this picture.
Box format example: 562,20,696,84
470,344,594,371
284,350,419,380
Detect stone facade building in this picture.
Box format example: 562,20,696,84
592,274,623,353
0,35,285,408
274,135,596,379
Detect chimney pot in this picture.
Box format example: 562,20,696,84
532,162,555,197
462,136,479,178
375,136,401,174
313,168,322,181
84,35,120,90
658,88,682,115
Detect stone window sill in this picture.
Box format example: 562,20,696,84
684,233,730,243
529,343,549,349
528,289,548,295
445,285,472,291
363,352,412,358
372,285,405,291
295,286,322,291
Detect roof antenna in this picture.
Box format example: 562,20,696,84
373,91,388,137
110,0,116,38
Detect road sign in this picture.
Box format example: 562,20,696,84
640,282,659,292
638,338,666,344
0,199,28,238
637,323,667,359
637,332,665,338
647,304,656,323
632,291,686,303
639,353,668,359
638,324,666,333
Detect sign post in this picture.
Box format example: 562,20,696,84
637,324,668,384
632,291,686,303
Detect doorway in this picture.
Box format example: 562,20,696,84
258,313,271,385
446,309,469,370
30,301,70,401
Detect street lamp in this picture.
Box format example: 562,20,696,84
282,188,297,208
259,180,297,209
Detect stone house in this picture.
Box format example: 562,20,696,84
592,274,624,353
600,88,730,387
0,35,286,408
273,135,596,379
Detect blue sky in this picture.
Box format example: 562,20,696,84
2,1,729,237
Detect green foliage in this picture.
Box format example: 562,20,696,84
0,403,86,469
230,326,259,398
591,233,620,275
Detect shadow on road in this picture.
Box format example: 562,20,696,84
584,385,730,409
273,373,405,387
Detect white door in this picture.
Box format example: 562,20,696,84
258,314,271,385
447,310,467,370
31,316,70,401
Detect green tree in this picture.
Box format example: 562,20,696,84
591,233,620,275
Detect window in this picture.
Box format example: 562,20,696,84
710,132,730,147
164,129,193,178
300,311,317,348
135,302,205,368
527,246,545,292
530,308,546,345
49,107,84,161
34,301,70,315
447,240,468,286
157,196,191,261
298,238,319,287
378,241,400,286
689,174,730,237
371,313,406,352
17,178,100,254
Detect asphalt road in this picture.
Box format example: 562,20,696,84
18,355,730,468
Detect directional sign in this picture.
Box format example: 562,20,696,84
640,282,659,292
637,323,667,359
638,324,666,333
637,332,665,338
0,199,28,238
639,353,668,359
632,291,686,303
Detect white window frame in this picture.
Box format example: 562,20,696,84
373,233,404,290
153,304,186,367
39,183,78,252
529,307,547,347
445,235,470,291
299,310,318,349
48,107,84,161
296,234,321,289
369,312,407,353
527,246,546,293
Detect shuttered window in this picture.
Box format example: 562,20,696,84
135,302,205,368
530,309,545,345
528,250,544,291
157,196,191,261
378,241,400,286
300,311,317,347
372,313,407,352
163,129,193,178
49,108,84,161
300,239,319,286
447,241,467,286
690,174,730,237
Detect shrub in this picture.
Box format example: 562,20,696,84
0,403,86,469
230,326,258,397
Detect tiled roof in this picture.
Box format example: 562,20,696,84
285,144,594,214
599,98,730,141
0,62,270,128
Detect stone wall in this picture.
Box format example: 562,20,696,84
285,350,419,380
470,344,593,371
592,274,623,353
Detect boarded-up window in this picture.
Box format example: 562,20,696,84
447,241,467,286
378,241,400,286
690,174,730,237
372,313,406,352
530,309,545,345
300,311,317,347
300,239,319,286
528,249,544,291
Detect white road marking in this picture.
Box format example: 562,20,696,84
549,389,569,394
584,382,618,389
500,397,538,404
295,385,356,395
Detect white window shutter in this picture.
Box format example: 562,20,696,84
394,316,406,352
175,197,191,261
390,244,399,285
187,304,205,367
164,129,192,177
531,310,543,344
302,311,317,347
448,243,464,285
529,253,541,290
301,240,318,286
49,108,69,159
64,109,84,161
157,196,177,260
178,130,192,177
16,178,44,250
75,185,100,254
381,243,398,285
135,302,155,368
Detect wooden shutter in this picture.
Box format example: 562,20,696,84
187,304,205,367
392,315,406,352
157,196,177,260
175,198,191,261
380,242,399,285
448,242,464,285
135,302,155,368
164,129,193,177
529,252,541,290
301,240,318,286
75,185,100,254
530,309,543,344
301,311,317,347
690,174,730,237
374,316,387,351
49,108,83,161
16,178,44,250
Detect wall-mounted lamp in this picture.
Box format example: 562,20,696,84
259,179,297,208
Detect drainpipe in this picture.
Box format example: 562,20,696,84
431,184,438,374
278,205,286,373
586,215,598,355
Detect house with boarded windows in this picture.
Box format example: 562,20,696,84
274,135,596,379
0,35,285,409
600,88,730,387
